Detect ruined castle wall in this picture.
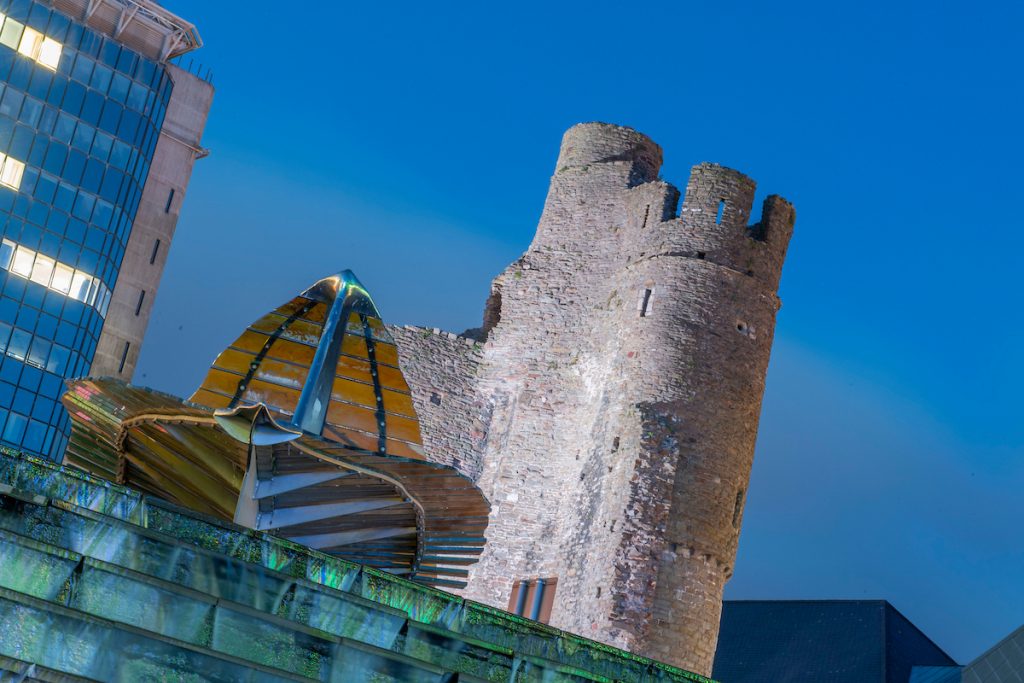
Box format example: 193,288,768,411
390,123,794,678
389,325,487,479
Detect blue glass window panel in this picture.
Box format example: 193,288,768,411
0,117,14,150
18,362,39,393
41,426,53,454
3,280,25,304
39,371,60,396
22,281,43,309
27,68,51,100
90,63,112,92
100,40,119,68
3,412,27,443
42,143,66,176
62,80,85,116
18,168,36,196
71,54,94,84
54,181,75,212
0,322,10,350
125,81,146,111
12,388,33,413
71,121,94,152
46,75,67,107
0,383,12,406
134,58,154,87
30,396,52,421
81,89,103,126
0,298,19,322
7,329,30,360
53,112,75,144
63,149,85,184
115,48,136,75
7,59,31,91
34,173,56,203
99,168,122,203
92,199,112,229
109,139,129,169
39,230,59,257
27,2,50,31
0,88,25,120
9,125,31,158
84,226,102,251
54,320,74,346
0,51,15,84
81,159,103,194
34,313,55,340
37,105,56,135
90,131,111,161
76,248,96,273
26,200,46,226
0,241,11,271
27,336,48,368
108,73,129,103
98,100,121,134
0,358,21,385
47,9,69,42
118,109,140,142
64,218,84,245
71,191,93,221
20,96,41,127
44,343,67,375
22,418,44,451
40,290,62,317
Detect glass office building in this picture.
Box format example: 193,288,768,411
0,0,208,459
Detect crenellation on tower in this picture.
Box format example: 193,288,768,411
391,121,795,677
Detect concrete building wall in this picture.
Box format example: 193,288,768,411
392,122,795,677
90,64,212,378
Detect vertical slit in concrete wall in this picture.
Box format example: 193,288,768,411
733,488,745,527
149,239,161,265
135,290,145,316
118,341,130,374
164,188,175,213
641,204,650,228
640,289,653,317
716,199,726,224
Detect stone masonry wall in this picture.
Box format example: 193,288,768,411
391,123,795,677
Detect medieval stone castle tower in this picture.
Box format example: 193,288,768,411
391,122,795,677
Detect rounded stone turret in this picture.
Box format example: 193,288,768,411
556,122,663,184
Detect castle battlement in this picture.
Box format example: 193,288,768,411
391,122,795,678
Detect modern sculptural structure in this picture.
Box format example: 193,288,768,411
61,270,490,588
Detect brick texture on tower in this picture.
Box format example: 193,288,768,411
390,122,795,677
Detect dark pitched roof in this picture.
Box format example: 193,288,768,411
712,600,957,683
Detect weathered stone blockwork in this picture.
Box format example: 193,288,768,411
391,122,795,677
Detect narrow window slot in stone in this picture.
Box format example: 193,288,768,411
716,199,726,224
164,188,175,213
640,289,653,317
118,341,130,374
697,251,706,260
733,488,745,527
596,587,602,598
149,239,161,265
135,289,145,316
641,204,650,228
612,436,620,452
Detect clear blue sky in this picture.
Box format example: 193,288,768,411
136,0,1024,664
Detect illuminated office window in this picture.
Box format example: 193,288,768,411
0,17,22,51
0,239,109,316
29,254,54,287
38,37,60,70
0,16,61,69
11,246,33,277
51,263,73,294
17,26,42,60
0,155,25,190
